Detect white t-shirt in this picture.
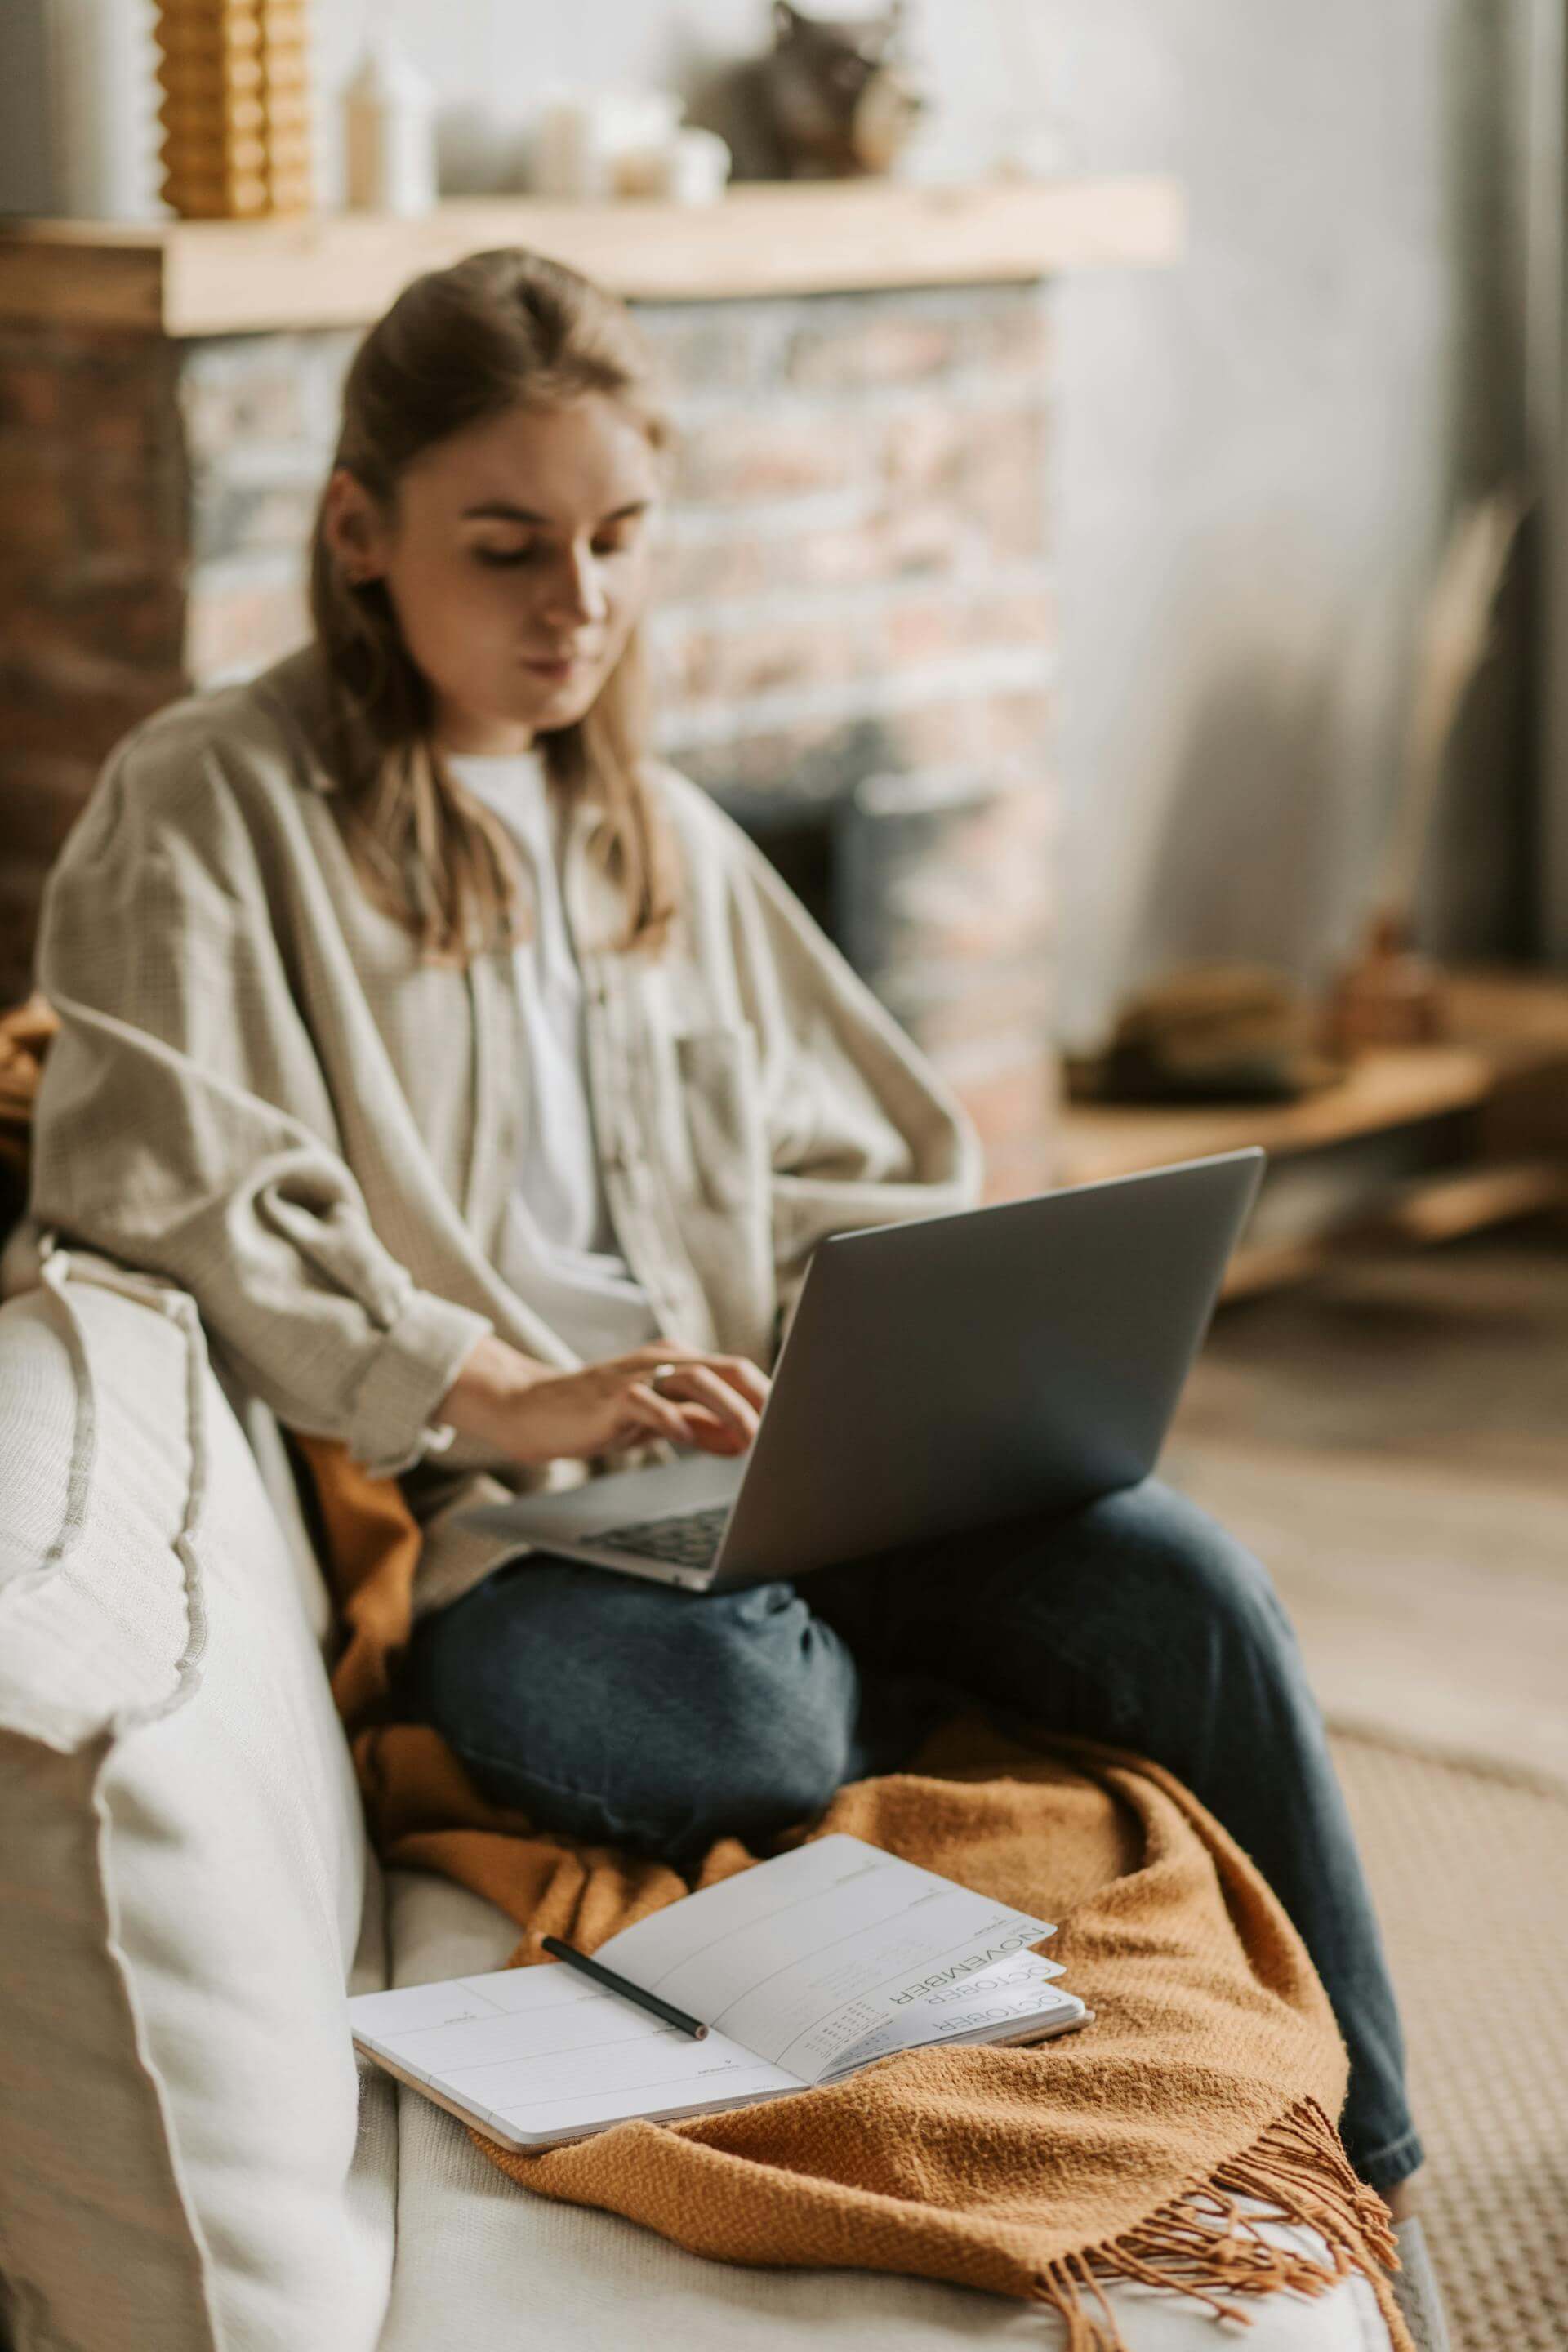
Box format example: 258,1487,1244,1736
444,746,662,1365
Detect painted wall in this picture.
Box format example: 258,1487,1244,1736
1035,0,1531,1040
5,0,1527,1040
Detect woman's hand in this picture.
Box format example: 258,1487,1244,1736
435,1332,771,1468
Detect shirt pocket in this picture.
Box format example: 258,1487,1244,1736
673,1022,768,1213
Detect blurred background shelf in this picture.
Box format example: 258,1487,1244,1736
1061,967,1568,1296
0,176,1184,333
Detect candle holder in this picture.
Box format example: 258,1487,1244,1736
153,0,314,219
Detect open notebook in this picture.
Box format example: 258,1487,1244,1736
350,1833,1090,2152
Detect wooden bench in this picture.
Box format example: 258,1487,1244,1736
1060,967,1568,1297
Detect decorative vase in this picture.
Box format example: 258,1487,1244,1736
614,127,733,205
532,89,684,201
342,20,437,215
1323,910,1449,1056
152,0,313,219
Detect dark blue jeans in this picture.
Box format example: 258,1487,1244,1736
399,1475,1423,2194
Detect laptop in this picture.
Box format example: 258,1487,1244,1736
456,1147,1265,1593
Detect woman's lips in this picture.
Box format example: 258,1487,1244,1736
521,653,590,681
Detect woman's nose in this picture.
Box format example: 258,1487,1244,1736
543,545,608,628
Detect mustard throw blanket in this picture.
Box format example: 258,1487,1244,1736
0,996,1410,2352
292,1430,1412,2352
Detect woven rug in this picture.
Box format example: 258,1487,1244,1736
1329,1726,1568,2352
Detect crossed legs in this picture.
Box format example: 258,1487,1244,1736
400,1476,1423,2195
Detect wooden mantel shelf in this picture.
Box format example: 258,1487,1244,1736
0,176,1183,337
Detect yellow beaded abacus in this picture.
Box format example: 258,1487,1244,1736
153,0,314,218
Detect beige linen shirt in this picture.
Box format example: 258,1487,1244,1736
16,640,985,1615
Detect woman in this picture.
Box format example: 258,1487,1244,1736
25,248,1421,2210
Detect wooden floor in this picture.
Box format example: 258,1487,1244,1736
1163,1224,1568,1782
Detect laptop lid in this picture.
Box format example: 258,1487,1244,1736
706,1147,1263,1588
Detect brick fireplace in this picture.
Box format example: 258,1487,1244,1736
0,182,1181,1197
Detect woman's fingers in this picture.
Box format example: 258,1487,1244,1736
630,1343,771,1412
614,1343,771,1453
676,1404,750,1454
500,1347,770,1470
712,1352,771,1412
623,1382,697,1446
626,1389,746,1454
649,1361,761,1444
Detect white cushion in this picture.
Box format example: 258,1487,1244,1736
210,1355,337,1653
377,1870,1395,2352
0,1253,394,2352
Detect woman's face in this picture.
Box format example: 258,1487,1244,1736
324,394,662,755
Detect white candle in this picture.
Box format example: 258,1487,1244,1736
343,22,437,216
534,88,684,201
665,127,732,206
533,93,611,201
615,127,732,206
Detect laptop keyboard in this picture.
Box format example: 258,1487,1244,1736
595,1503,732,1571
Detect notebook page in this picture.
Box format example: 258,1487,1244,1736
348,1962,805,2147
826,1953,1074,2074
595,1833,1055,2086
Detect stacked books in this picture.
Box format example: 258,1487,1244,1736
350,1833,1090,2153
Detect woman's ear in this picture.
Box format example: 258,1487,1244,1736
323,466,386,586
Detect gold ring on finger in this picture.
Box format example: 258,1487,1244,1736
648,1361,680,1392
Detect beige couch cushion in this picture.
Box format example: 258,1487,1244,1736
0,1252,394,2352
378,1870,1394,2352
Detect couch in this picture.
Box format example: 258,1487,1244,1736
0,1244,1397,2350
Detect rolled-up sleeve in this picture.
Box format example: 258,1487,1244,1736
28,725,492,1477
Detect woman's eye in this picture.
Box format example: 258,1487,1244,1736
473,537,634,568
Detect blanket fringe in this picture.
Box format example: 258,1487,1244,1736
1027,2098,1413,2352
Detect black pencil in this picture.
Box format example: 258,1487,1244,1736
541,1935,710,2039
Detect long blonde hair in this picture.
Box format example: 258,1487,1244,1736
305,247,681,963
